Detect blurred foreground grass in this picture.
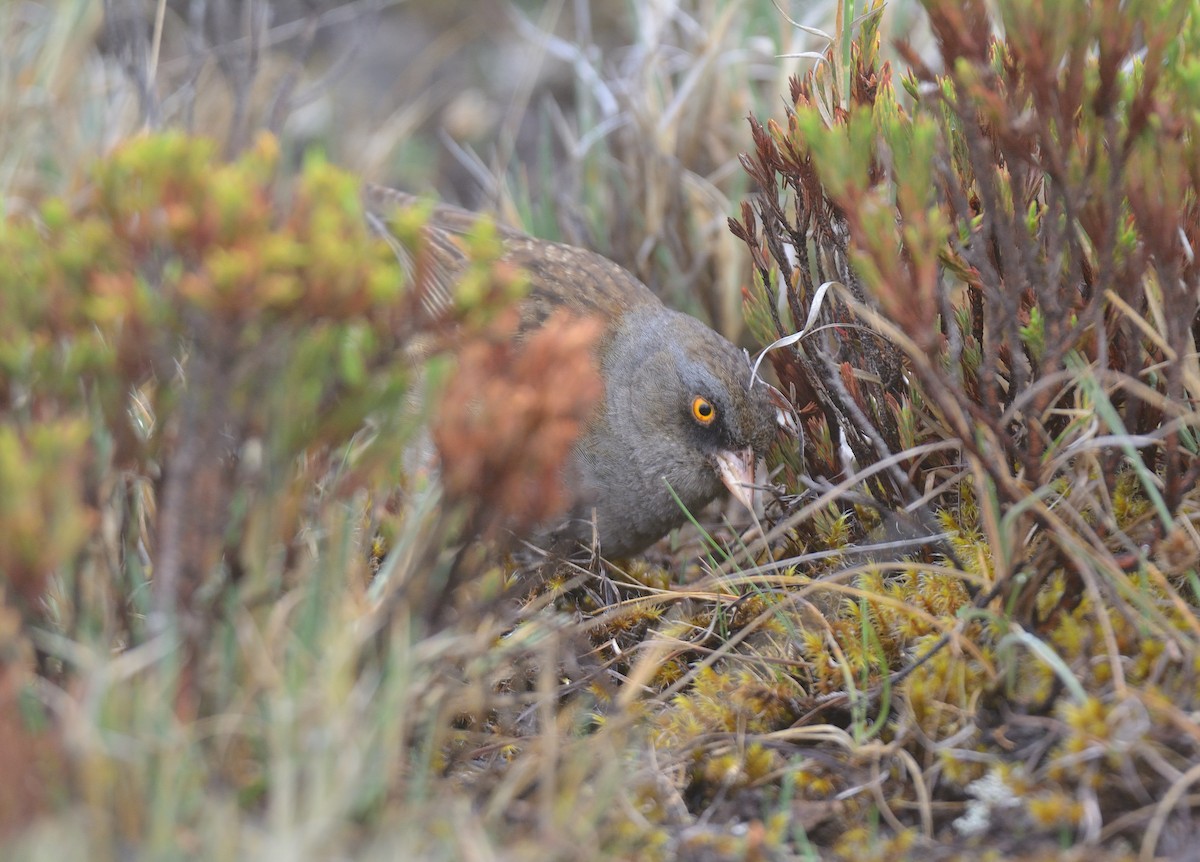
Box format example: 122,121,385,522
3,1,1200,860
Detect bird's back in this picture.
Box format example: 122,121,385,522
362,185,661,336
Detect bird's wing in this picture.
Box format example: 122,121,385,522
362,184,660,332
362,185,478,323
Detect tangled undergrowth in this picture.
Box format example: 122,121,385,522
2,0,1199,860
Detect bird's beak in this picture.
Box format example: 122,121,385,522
714,448,757,513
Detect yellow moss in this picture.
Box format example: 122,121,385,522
702,752,743,786
791,766,838,798
938,748,989,786
833,825,918,861
1034,572,1070,619
623,559,672,591
743,743,776,781
1048,605,1087,657
655,665,805,753
813,506,853,548
650,658,687,689
1112,471,1152,529
910,570,961,612
903,634,991,739
799,629,827,658
1007,651,1057,704
1059,695,1109,740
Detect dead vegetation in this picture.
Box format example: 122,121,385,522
1,1,1198,860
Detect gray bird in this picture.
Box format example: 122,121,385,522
364,186,788,557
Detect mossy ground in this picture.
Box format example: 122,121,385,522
2,1,1199,860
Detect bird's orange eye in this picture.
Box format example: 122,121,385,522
691,396,716,425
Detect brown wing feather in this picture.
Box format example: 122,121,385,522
362,184,661,332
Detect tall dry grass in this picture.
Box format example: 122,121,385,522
3,1,1198,860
